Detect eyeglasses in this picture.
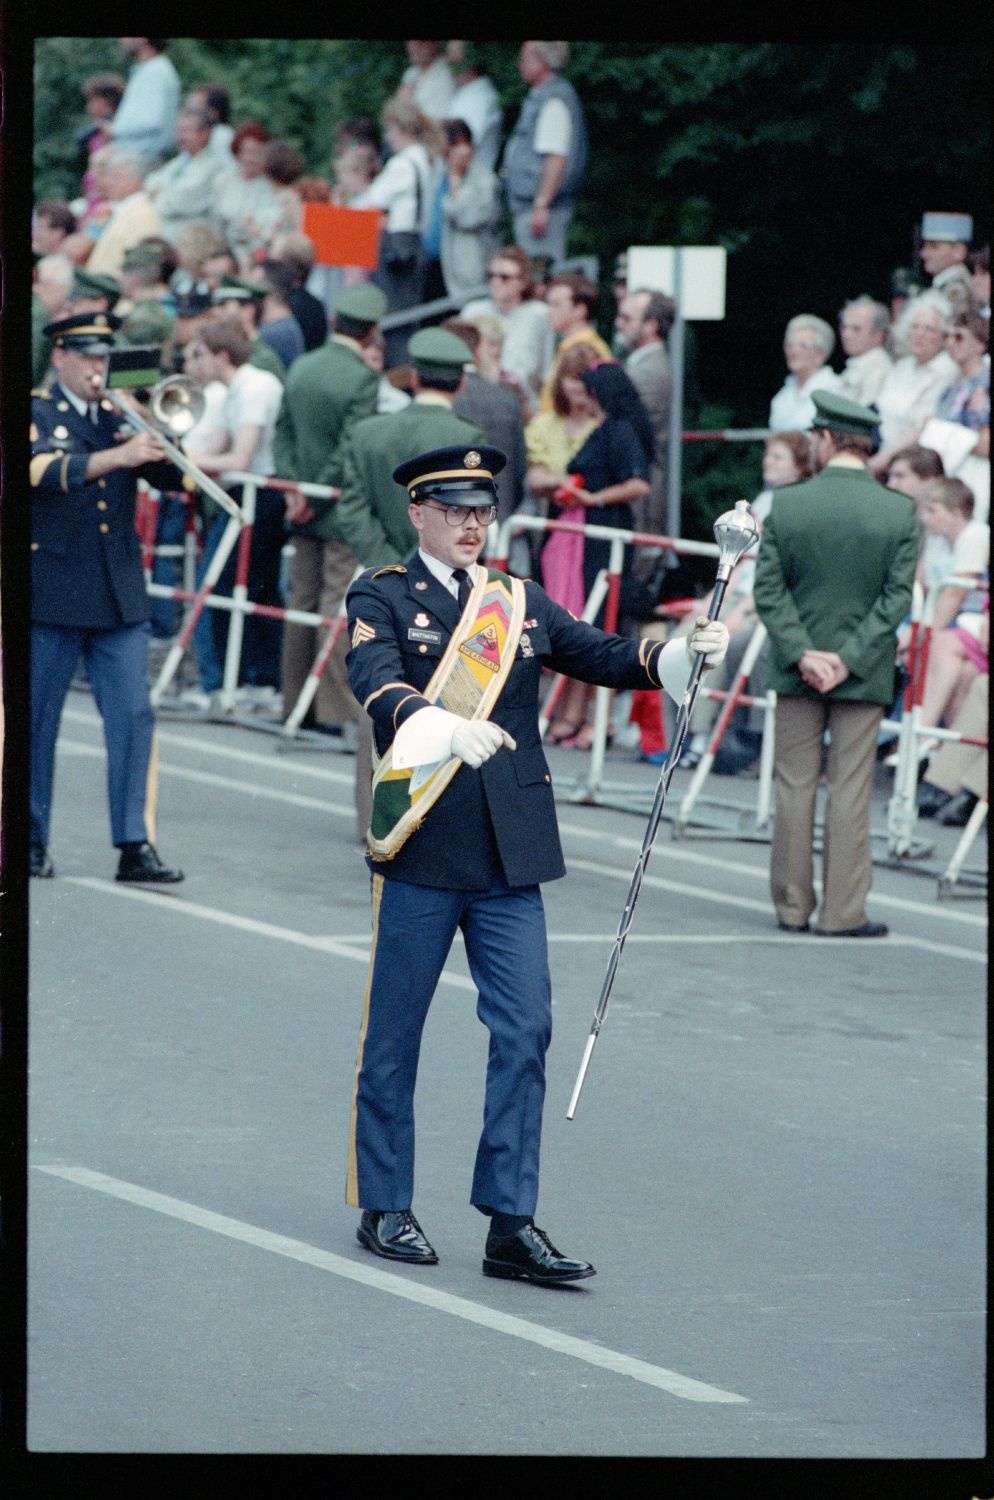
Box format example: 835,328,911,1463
487,270,518,281
419,501,498,526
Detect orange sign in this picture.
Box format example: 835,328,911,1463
301,202,383,270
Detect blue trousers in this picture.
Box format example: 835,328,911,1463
347,873,552,1215
31,621,154,849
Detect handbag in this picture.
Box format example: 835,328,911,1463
379,158,425,271
380,230,423,270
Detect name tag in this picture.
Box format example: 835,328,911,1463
408,627,442,645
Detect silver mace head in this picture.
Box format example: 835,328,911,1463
713,498,760,581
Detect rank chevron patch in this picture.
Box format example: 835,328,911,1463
351,618,376,647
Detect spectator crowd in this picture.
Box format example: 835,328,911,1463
31,37,989,828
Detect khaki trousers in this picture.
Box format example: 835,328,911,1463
771,696,883,932
925,674,988,799
282,535,359,727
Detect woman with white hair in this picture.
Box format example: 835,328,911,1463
768,313,840,431
868,289,958,475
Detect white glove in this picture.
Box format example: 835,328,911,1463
686,616,729,669
450,719,517,768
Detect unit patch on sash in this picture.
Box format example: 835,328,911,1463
352,618,376,647
459,620,501,673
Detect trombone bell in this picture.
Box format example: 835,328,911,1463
149,375,205,438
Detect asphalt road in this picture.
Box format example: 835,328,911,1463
24,690,986,1459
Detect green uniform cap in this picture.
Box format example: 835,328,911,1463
407,326,473,379
118,300,175,346
810,391,880,438
68,268,122,307
333,283,388,326
213,273,265,304
121,242,166,274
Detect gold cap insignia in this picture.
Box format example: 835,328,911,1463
464,450,482,468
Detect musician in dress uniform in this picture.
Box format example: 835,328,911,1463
30,312,185,882
344,443,729,1284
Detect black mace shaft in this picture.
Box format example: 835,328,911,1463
566,500,759,1120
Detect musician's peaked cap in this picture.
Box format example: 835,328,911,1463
394,444,507,505
43,310,122,352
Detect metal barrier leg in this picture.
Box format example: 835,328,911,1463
219,480,257,711
150,511,243,707
674,621,768,833
938,797,989,897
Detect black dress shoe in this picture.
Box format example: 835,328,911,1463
916,782,953,819
813,921,889,938
938,790,980,827
777,918,809,932
115,843,184,883
30,844,54,878
483,1222,596,1286
356,1209,438,1264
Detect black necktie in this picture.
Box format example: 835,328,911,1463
452,568,472,612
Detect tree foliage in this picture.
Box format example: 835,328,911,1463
34,37,990,536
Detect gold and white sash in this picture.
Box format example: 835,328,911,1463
367,569,526,860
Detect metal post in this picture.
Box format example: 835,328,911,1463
666,247,685,541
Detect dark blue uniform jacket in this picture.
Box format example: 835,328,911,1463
31,383,181,629
346,552,668,889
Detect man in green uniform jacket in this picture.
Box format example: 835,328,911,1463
753,391,919,938
269,284,386,730
334,326,485,569
334,325,485,837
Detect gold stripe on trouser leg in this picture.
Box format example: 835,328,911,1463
346,872,384,1207
144,730,159,845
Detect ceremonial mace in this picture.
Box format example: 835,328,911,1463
566,499,760,1120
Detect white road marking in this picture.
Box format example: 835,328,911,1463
559,821,988,929
64,878,477,991
63,875,984,970
59,716,986,935
566,859,985,964
32,1164,749,1405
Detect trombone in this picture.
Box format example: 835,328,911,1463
97,365,243,522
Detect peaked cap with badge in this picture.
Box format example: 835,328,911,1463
393,444,507,507
43,311,122,353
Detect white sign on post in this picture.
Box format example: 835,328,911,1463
625,246,727,320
